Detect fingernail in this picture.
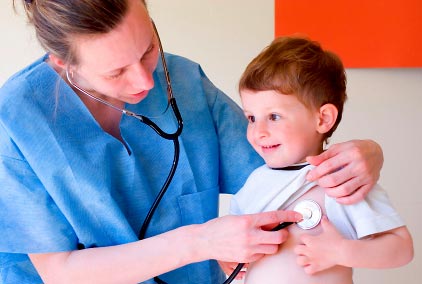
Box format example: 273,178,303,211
295,212,303,220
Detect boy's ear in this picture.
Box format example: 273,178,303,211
316,104,338,134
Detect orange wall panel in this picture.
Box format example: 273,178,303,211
275,0,422,68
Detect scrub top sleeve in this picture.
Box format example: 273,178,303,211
199,67,263,194
0,127,77,253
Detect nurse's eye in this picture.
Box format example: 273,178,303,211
269,113,281,121
141,43,155,62
247,115,256,123
146,44,155,54
106,70,124,80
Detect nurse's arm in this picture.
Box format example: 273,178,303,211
29,225,198,284
29,210,301,284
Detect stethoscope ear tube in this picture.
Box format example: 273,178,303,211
127,98,183,140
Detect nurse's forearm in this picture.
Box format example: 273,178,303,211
29,210,300,283
29,224,204,284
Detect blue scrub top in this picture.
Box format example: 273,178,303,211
0,53,263,283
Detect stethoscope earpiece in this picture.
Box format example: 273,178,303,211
294,199,322,230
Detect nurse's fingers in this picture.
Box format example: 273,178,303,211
218,261,248,279
232,270,247,280
230,263,248,280
253,210,302,228
327,183,369,205
306,146,346,181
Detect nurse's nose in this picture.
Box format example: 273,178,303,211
128,62,154,91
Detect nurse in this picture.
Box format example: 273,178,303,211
0,0,383,283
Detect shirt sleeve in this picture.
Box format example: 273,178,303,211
0,125,77,254
326,184,405,240
229,194,243,215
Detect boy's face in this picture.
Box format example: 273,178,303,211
241,89,323,168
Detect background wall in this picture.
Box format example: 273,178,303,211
1,1,421,283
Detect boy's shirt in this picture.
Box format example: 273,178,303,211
231,164,404,240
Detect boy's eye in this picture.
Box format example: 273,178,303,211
247,116,255,123
269,113,281,121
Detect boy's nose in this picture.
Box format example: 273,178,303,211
254,120,270,139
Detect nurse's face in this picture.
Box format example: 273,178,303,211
69,0,159,107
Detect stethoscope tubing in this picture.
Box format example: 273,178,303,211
222,221,295,284
138,137,180,240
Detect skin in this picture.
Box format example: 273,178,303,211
219,89,413,282
69,6,158,108
306,140,384,204
296,217,413,272
242,89,333,169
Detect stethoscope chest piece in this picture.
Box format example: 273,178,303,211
293,199,322,230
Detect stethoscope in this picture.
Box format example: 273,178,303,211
223,199,322,284
66,21,183,284
66,19,323,284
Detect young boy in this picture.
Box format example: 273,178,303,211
221,37,413,283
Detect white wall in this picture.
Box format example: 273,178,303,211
0,2,42,83
1,1,421,283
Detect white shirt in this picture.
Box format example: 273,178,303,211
231,164,404,239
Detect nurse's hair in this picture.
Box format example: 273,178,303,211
15,0,147,65
239,36,347,142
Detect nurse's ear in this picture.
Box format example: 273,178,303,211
316,104,338,134
48,54,67,70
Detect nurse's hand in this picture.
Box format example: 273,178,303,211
218,261,248,280
199,210,302,264
306,139,383,205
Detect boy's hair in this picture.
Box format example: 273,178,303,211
239,36,347,141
